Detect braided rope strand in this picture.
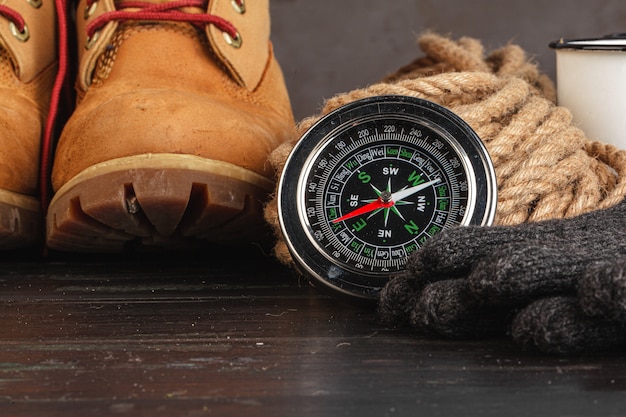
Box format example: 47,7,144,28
264,33,626,266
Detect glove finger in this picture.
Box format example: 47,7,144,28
579,255,626,322
511,296,626,355
466,241,585,304
412,225,543,281
467,240,626,304
413,198,626,283
378,273,422,325
411,279,509,338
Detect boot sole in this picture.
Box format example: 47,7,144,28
0,189,41,249
46,154,275,252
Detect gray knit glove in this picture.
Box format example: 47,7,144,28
378,199,626,354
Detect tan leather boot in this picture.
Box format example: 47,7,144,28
0,0,56,249
46,0,296,252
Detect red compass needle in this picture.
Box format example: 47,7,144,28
332,178,441,224
333,192,394,223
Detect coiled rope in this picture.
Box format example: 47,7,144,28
265,32,626,266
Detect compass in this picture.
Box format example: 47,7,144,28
277,95,497,300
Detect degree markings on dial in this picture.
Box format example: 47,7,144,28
307,121,472,274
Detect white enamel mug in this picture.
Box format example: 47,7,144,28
550,34,626,149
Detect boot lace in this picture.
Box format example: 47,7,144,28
0,4,28,41
42,0,69,210
85,0,240,42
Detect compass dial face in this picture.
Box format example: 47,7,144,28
278,96,497,300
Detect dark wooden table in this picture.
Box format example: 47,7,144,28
1,247,625,416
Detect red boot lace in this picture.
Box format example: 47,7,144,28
41,0,242,210
85,0,240,40
41,0,70,211
0,4,27,35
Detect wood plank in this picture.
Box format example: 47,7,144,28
0,248,625,416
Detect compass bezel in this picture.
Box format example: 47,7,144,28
278,95,497,300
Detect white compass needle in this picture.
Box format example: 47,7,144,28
370,183,383,195
391,178,441,203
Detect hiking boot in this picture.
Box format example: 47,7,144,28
46,0,296,252
0,0,57,249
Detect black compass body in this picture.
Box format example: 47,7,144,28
278,95,497,300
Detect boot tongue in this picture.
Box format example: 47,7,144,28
114,0,206,13
78,0,271,91
77,0,211,91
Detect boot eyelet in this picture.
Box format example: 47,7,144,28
231,0,245,14
84,1,98,19
223,31,242,49
9,22,29,42
85,31,100,49
27,0,43,9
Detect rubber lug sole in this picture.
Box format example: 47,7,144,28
46,154,275,252
0,189,41,249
